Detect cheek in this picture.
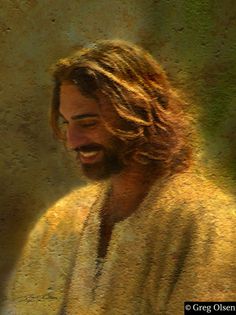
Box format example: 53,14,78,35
83,128,110,146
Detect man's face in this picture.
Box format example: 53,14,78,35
59,82,126,180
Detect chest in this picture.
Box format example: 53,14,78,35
98,210,129,259
67,212,159,313
97,202,139,259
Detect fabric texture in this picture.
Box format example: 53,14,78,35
2,169,236,314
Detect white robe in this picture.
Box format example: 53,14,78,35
2,169,236,314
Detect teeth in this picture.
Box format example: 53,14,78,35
80,151,99,158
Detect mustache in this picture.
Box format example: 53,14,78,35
73,144,104,153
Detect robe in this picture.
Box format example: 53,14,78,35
2,169,236,314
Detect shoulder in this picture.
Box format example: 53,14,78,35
13,181,101,261
160,171,236,303
148,168,235,244
3,183,102,311
157,168,235,215
41,182,101,236
147,170,235,293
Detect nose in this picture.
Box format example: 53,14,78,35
66,125,89,150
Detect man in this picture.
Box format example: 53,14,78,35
3,40,235,314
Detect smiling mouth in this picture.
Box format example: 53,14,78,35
78,149,103,164
79,151,100,158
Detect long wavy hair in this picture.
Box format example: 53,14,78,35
51,39,195,176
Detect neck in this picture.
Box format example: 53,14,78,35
106,162,160,217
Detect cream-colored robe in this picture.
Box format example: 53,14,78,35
2,169,236,314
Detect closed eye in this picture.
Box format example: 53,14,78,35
80,121,98,128
58,114,99,128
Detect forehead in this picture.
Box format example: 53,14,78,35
59,83,100,117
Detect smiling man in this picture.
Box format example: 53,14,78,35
59,83,125,181
4,40,235,315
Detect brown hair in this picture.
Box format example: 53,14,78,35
51,39,195,176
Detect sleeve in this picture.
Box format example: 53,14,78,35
1,186,93,315
1,216,68,315
165,201,236,314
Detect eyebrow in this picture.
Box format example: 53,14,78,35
59,113,99,121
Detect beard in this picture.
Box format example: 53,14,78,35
76,140,126,181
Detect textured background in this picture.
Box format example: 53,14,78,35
0,0,235,304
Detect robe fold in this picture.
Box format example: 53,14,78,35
2,169,236,314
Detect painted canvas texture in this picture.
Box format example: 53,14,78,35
2,168,235,315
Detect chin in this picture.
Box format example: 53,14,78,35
81,160,124,181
